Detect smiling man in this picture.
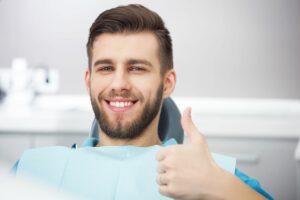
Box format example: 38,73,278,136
13,4,273,200
86,31,170,147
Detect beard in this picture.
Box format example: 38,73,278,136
90,82,164,140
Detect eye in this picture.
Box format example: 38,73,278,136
97,66,113,71
129,66,145,72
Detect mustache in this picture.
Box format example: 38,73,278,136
97,90,143,102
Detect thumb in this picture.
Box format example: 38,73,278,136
181,107,203,144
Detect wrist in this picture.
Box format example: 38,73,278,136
197,165,229,200
215,169,267,200
210,167,230,199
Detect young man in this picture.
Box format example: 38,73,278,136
14,4,273,200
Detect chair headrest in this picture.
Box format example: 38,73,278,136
90,97,184,144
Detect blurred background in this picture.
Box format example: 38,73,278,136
0,0,299,199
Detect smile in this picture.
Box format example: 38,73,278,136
110,101,133,107
105,99,138,112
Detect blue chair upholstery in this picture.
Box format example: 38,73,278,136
90,97,184,144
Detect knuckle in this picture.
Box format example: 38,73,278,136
159,185,169,196
166,147,174,155
156,150,165,161
157,163,163,173
166,170,176,183
161,174,169,184
160,161,169,171
165,185,178,197
168,145,178,154
167,171,176,181
159,183,180,197
164,157,175,169
173,146,181,153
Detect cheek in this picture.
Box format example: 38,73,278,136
135,77,162,100
90,76,110,92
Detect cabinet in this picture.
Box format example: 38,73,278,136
207,137,298,200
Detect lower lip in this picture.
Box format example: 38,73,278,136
106,101,136,112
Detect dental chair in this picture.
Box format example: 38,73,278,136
89,97,184,144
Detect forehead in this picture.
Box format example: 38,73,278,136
91,32,161,66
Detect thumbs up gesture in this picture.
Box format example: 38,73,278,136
156,108,267,200
156,107,222,199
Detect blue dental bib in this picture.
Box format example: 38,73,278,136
16,139,236,200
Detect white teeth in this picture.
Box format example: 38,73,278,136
109,101,133,108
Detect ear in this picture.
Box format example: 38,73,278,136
162,69,176,98
84,67,91,94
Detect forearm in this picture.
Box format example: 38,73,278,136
214,169,267,200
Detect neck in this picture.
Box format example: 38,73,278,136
97,114,161,147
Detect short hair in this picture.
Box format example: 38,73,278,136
86,4,173,75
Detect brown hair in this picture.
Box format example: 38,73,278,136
86,4,173,75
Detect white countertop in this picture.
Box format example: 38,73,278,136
174,97,300,138
1,95,300,138
0,95,94,135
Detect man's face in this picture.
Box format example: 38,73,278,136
87,32,164,139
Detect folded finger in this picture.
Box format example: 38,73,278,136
157,163,167,174
156,147,168,161
156,173,169,185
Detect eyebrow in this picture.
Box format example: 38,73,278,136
93,59,113,67
93,59,153,67
127,59,153,67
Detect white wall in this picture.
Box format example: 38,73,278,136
0,0,299,98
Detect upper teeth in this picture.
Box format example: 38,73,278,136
110,101,133,107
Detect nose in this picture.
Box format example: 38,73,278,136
110,68,131,92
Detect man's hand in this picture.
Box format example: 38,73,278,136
156,107,222,199
155,107,267,200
